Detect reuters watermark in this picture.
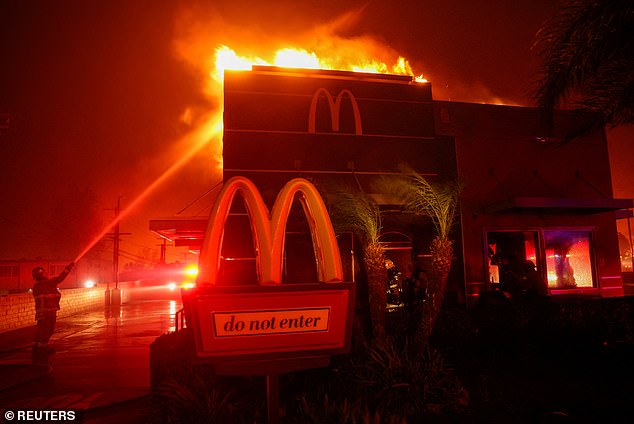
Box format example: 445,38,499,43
4,410,78,422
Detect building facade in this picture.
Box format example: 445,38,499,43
151,67,632,303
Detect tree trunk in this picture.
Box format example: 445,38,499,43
417,236,453,347
364,243,386,343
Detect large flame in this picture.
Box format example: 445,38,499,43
183,42,428,180
213,45,427,83
170,8,430,194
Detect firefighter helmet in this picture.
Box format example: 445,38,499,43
32,267,46,280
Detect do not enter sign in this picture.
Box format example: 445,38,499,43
185,285,353,360
214,308,330,337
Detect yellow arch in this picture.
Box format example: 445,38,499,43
197,177,272,286
198,177,343,285
308,88,363,135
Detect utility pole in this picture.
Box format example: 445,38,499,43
113,197,121,289
158,238,167,264
107,197,130,309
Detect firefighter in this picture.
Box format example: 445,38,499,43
32,262,75,353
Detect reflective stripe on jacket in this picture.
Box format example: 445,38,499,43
33,274,65,320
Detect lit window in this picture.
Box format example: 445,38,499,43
486,231,541,294
617,223,633,273
544,230,594,289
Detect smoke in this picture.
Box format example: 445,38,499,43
124,1,518,223
165,3,427,184
431,77,521,106
87,2,518,237
171,3,424,84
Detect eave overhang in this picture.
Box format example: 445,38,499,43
149,217,208,249
484,197,633,215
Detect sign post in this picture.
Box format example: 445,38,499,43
267,373,279,424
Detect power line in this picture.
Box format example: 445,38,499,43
177,180,223,215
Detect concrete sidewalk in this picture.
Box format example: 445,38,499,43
0,298,181,422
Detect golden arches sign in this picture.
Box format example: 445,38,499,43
308,88,363,135
197,176,344,286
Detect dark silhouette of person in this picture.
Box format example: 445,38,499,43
554,244,576,288
497,253,524,296
32,262,74,353
408,267,429,307
520,260,548,297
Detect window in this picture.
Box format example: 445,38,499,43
486,231,541,293
0,265,18,277
618,231,633,272
544,230,594,289
617,218,633,272
486,228,596,293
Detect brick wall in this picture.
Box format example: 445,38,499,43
0,288,104,333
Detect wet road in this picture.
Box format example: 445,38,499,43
0,299,181,415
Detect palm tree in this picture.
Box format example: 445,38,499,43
391,168,462,346
328,189,387,343
534,0,634,129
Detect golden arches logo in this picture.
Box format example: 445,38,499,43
197,177,343,286
308,88,363,135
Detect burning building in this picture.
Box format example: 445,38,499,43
151,65,632,304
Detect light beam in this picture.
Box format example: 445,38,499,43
74,116,223,264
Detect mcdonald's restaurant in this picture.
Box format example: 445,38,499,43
150,66,633,306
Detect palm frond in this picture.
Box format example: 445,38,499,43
388,166,462,241
534,0,634,127
328,188,382,245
